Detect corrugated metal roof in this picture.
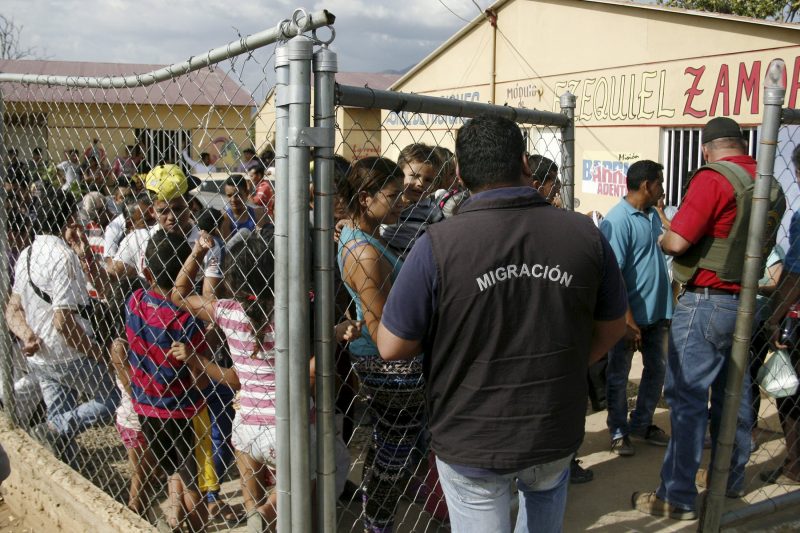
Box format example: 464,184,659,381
0,59,255,107
334,72,401,90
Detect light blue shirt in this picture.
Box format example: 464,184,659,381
600,198,673,325
754,245,785,323
785,210,800,274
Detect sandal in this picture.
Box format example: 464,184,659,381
209,500,242,526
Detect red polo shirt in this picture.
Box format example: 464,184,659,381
669,155,756,293
250,179,275,221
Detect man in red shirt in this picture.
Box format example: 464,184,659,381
633,117,785,520
247,163,275,224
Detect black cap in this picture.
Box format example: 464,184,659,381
702,117,744,144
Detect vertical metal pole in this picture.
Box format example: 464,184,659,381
313,45,338,533
273,43,292,533
700,58,787,532
287,35,313,533
0,88,17,428
559,92,576,212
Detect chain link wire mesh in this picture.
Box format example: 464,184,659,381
0,17,572,533
0,16,331,532
717,112,800,522
330,90,570,532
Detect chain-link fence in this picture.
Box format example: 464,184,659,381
0,8,575,533
328,85,573,533
0,9,335,533
24,7,800,533
697,59,800,531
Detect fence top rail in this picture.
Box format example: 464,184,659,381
783,107,800,125
0,9,334,89
335,83,570,128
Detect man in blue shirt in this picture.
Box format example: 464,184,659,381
600,160,673,457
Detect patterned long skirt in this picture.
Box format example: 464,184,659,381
352,354,426,533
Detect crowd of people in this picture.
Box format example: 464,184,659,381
2,113,800,533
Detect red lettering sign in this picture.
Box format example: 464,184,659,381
710,64,730,117
734,61,760,115
789,56,800,108
684,66,707,118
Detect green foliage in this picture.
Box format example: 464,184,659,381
658,0,800,21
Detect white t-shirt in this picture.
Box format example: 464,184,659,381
115,378,140,431
112,225,223,281
103,214,127,258
57,161,81,191
12,236,93,365
113,227,152,276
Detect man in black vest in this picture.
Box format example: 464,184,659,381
377,115,627,532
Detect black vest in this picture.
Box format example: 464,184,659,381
425,188,605,470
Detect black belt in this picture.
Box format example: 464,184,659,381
684,286,737,296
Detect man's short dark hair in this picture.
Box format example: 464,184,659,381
33,189,76,235
242,147,256,156
247,163,266,176
528,154,558,183
144,230,191,289
455,115,525,190
225,174,248,190
626,160,664,191
200,152,210,159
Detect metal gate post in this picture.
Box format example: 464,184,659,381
559,92,576,212
286,35,314,533
700,58,788,532
273,42,292,533
312,44,338,532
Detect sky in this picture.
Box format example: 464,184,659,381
3,0,660,102
3,0,506,101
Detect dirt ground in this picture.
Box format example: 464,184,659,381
0,496,36,533
13,353,800,532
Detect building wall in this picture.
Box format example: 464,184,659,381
3,101,250,168
389,0,800,214
338,107,383,161
256,97,387,165
254,93,276,155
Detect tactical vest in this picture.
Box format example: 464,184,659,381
673,161,785,285
424,189,605,470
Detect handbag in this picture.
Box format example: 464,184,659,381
757,349,800,398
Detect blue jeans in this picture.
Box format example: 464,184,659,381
204,381,235,500
29,356,119,438
606,320,668,439
436,455,571,533
656,291,752,511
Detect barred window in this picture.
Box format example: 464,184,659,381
135,128,191,168
661,126,758,207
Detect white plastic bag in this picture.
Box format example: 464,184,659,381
758,349,800,398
